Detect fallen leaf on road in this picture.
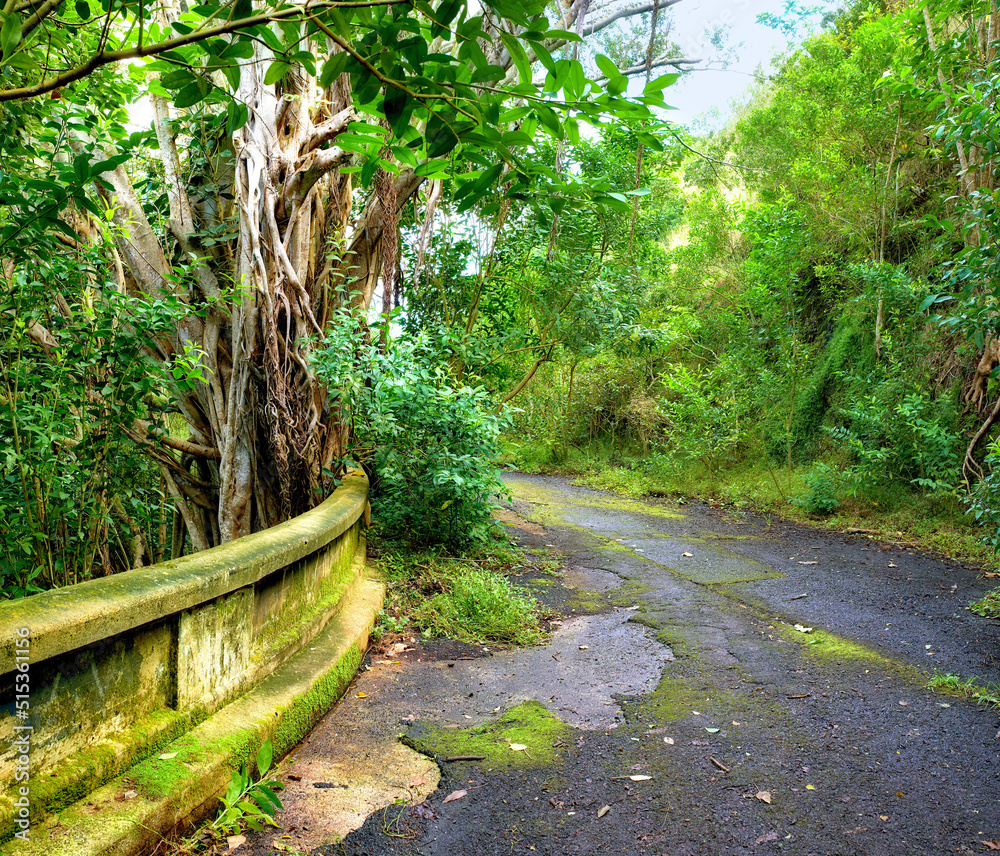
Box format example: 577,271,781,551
579,645,589,650
510,743,528,751
880,815,889,821
705,727,720,733
682,552,693,557
756,832,778,845
663,737,674,745
409,774,429,788
597,805,611,818
225,835,246,853
981,841,1000,851
413,802,436,819
756,791,772,804
357,692,367,698
899,700,909,706
629,775,652,781
797,561,818,565
794,624,814,633
806,785,815,790
442,789,467,803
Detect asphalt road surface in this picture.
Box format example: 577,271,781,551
245,474,1000,856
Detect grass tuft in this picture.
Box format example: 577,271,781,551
927,671,1000,707
371,536,548,647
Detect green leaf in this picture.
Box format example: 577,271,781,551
174,80,209,109
255,783,284,812
432,0,463,34
484,0,546,22
74,0,90,18
220,40,255,59
594,54,619,81
226,101,249,134
360,157,379,186
1,13,23,60
73,153,90,183
319,52,349,88
500,33,531,85
383,87,413,138
256,739,273,778
263,61,290,86
529,40,555,73
644,72,680,93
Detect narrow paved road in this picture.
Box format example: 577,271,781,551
247,474,1000,856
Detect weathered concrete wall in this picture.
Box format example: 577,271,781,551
0,471,369,842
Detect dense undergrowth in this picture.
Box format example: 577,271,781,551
368,534,551,647
481,0,1000,619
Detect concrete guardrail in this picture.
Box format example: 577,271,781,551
0,470,381,856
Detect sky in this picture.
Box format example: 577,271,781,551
659,0,834,127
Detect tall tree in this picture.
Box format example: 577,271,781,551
1,0,683,555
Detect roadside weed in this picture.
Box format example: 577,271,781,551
212,739,284,836
926,672,1000,708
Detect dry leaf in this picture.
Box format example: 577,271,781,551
981,841,1000,851
442,789,467,803
756,832,778,845
663,737,674,745
880,815,889,821
597,805,611,818
413,803,436,819
756,791,772,804
579,645,589,650
682,552,693,557
123,790,138,800
797,561,818,565
629,775,652,781
357,692,367,698
805,785,815,790
510,743,528,751
409,774,429,788
225,835,246,853
793,624,814,633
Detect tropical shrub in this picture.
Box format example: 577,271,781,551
312,311,509,549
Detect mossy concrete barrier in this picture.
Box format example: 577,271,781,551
0,471,382,855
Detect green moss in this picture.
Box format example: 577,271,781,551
561,587,617,614
271,642,364,755
403,701,570,770
624,674,707,723
0,708,192,842
775,623,925,682
783,315,873,461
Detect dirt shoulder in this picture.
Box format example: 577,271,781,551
246,474,1000,856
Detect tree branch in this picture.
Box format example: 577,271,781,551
0,0,412,102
